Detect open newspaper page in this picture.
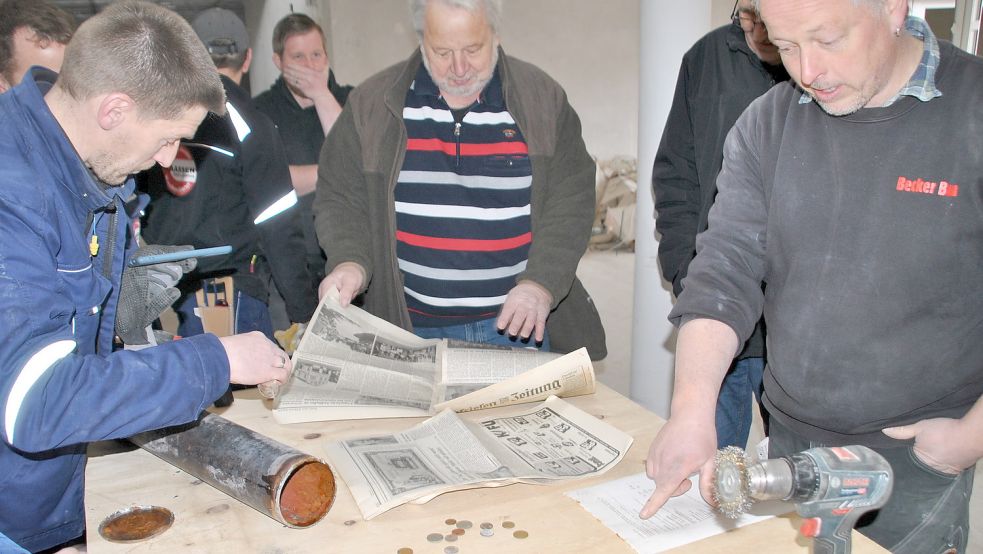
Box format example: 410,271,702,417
325,396,632,519
435,346,596,412
272,293,442,423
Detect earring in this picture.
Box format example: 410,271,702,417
894,27,901,37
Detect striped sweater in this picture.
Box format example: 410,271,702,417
396,65,531,326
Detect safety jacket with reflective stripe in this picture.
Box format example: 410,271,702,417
0,68,230,552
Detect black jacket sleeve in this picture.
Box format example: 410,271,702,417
241,110,318,322
653,58,701,297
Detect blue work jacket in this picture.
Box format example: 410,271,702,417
0,68,230,551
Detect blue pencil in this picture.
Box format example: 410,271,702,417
127,245,233,268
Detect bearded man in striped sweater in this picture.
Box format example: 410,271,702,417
313,0,604,357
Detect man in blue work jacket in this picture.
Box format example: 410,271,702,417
0,3,292,551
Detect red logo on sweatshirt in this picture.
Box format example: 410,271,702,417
896,176,959,197
164,145,197,197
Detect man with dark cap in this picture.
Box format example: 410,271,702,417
141,8,317,349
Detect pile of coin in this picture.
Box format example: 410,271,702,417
396,516,532,552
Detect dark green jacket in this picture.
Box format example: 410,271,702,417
314,47,605,359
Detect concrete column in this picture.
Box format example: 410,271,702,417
630,1,711,418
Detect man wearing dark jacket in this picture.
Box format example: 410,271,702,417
141,8,318,341
652,0,788,449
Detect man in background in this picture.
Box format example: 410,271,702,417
141,8,317,348
0,3,291,550
652,0,788,450
0,0,75,92
254,13,353,289
314,0,605,358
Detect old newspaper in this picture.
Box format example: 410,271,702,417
272,292,596,424
325,395,633,519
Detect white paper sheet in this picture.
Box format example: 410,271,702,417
566,472,785,553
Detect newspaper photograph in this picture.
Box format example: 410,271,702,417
272,291,597,424
324,395,633,520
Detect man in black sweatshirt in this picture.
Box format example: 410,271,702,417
642,1,983,552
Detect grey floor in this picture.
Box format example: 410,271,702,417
577,249,982,554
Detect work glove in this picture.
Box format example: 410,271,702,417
274,322,308,355
116,245,197,345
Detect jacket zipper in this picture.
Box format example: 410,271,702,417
454,122,462,168
101,201,118,279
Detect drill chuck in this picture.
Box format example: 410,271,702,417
713,445,893,554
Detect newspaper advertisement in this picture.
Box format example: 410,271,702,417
324,395,633,520
272,292,597,424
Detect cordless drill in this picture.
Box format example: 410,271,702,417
714,445,893,554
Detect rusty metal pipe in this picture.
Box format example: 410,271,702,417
130,413,335,528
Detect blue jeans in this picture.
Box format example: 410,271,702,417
715,356,765,449
174,289,275,342
769,418,975,553
414,317,551,351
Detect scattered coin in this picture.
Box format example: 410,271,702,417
397,548,413,554
451,528,465,536
444,534,458,542
445,518,457,525
456,520,473,530
98,505,174,543
427,533,444,543
480,528,494,537
513,530,529,539
444,547,459,554
480,522,493,530
502,520,516,529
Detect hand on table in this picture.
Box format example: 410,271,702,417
640,415,718,519
496,280,552,343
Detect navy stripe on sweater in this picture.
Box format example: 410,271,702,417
397,65,532,327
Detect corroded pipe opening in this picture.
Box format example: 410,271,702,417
131,414,339,529
274,458,337,528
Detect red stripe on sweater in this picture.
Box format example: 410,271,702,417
396,230,532,251
406,138,529,156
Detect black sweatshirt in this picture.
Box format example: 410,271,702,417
672,41,983,446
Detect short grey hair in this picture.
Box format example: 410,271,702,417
58,1,225,120
409,0,502,39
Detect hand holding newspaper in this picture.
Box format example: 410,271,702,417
272,290,597,423
325,395,633,519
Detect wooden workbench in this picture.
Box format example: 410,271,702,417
84,384,886,553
